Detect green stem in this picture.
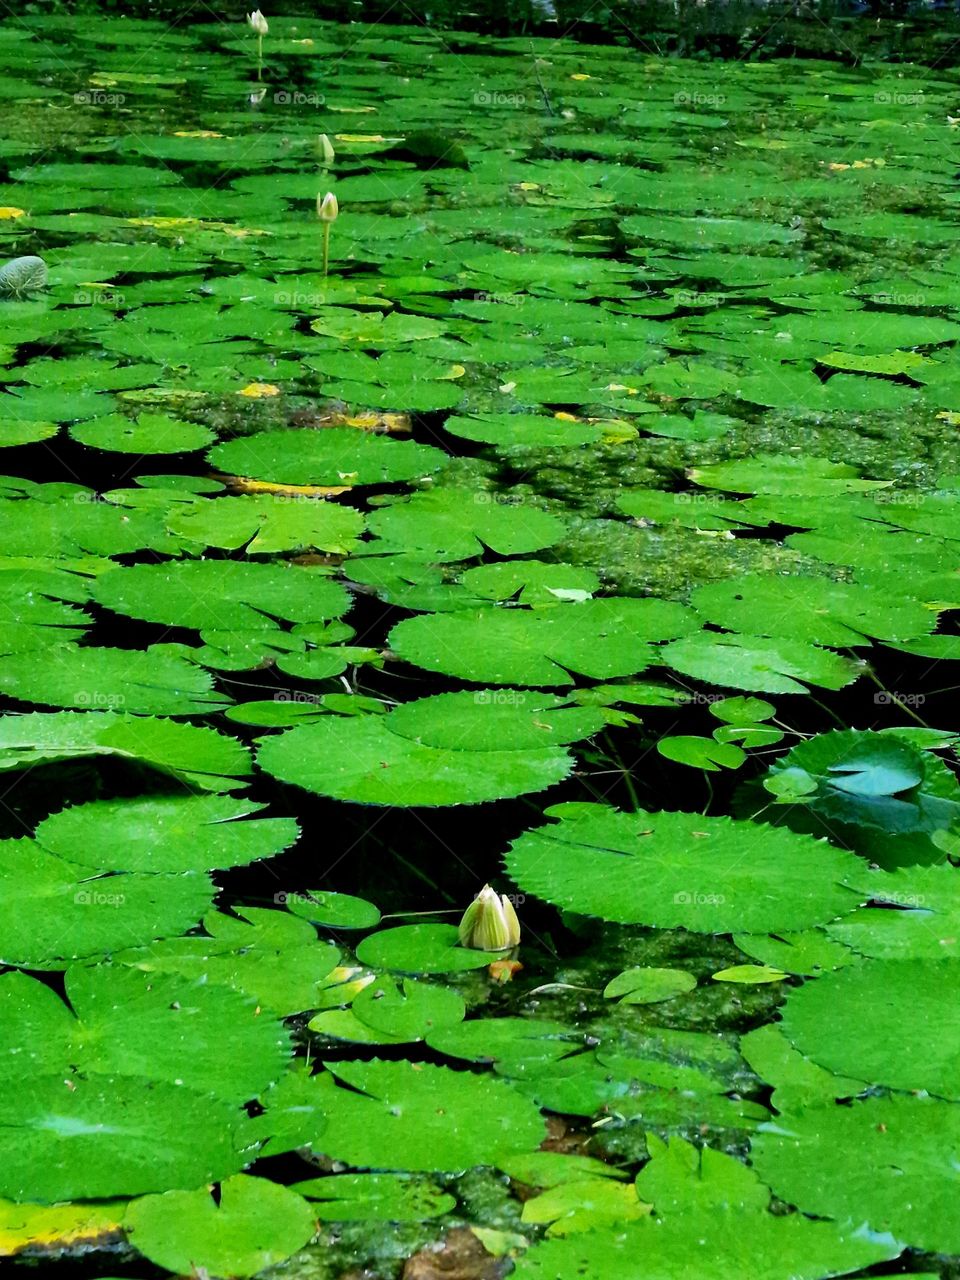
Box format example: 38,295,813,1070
322,221,330,277
256,34,263,80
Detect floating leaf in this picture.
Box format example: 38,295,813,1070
35,794,298,873
390,599,699,686
366,487,564,561
505,803,861,934
603,967,697,1004
208,428,447,487
0,840,213,968
0,646,229,716
256,694,584,807
69,413,215,454
94,560,349,632
356,924,496,974
751,1094,960,1255
126,1176,316,1279
0,1075,252,1203
304,1060,545,1173
660,633,862,694
780,958,960,1098
166,494,364,554
0,712,251,791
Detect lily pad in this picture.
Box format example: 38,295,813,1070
35,794,298,873
505,803,862,934
126,1175,316,1278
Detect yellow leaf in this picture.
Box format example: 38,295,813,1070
0,1200,126,1256
447,364,467,380
127,216,197,229
238,382,280,398
340,411,411,434
570,73,592,80
223,476,351,498
328,105,377,114
517,182,541,191
0,207,25,220
553,411,581,422
334,133,391,143
173,130,223,138
936,410,960,425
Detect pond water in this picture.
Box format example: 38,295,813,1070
1,11,960,1279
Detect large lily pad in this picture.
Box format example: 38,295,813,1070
303,1060,545,1172
389,599,699,686
504,803,862,934
207,428,448,487
256,695,584,806
0,840,213,968
779,958,960,1099
35,794,299,873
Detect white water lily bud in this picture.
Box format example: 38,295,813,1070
458,885,521,952
317,191,339,222
318,133,336,165
247,9,269,35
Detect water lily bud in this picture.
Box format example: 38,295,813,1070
458,885,521,952
247,9,269,35
318,134,336,165
317,191,339,222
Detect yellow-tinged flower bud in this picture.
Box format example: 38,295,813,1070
458,885,521,952
318,134,336,165
247,9,269,35
317,191,339,222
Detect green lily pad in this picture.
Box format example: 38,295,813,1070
126,1175,316,1279
356,924,496,975
603,967,697,1005
35,794,298,873
207,428,448,487
505,803,862,934
306,1059,545,1173
0,839,213,968
69,413,215,454
390,599,699,686
0,712,251,790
